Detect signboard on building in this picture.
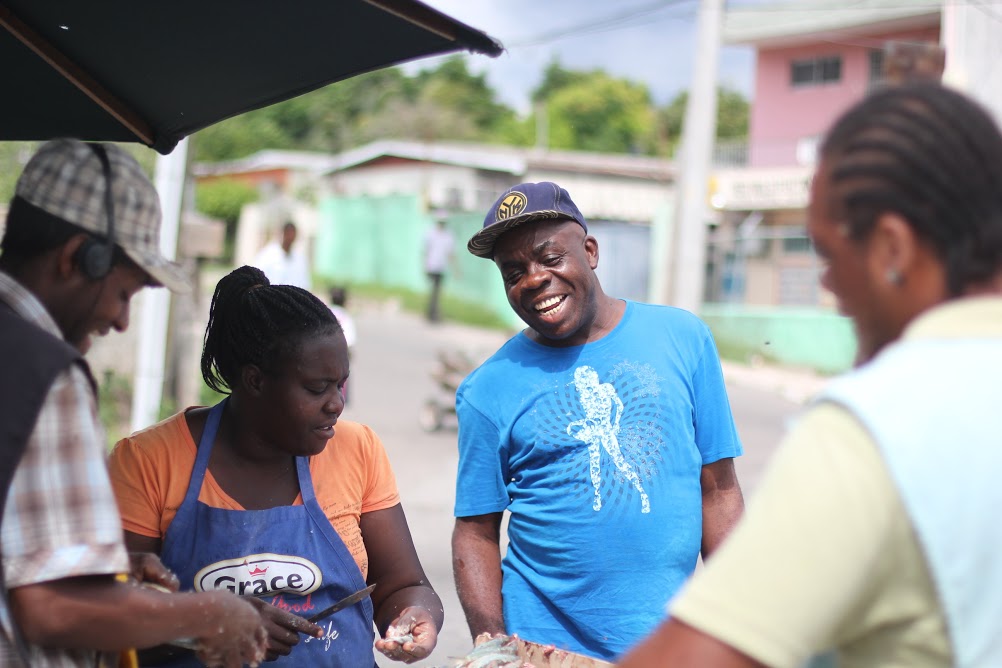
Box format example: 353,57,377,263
709,166,813,211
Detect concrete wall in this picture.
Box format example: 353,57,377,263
313,193,521,328
522,170,672,223
701,304,856,374
326,162,487,212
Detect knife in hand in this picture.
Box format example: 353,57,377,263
167,584,377,649
307,584,376,624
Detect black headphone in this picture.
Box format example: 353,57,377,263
75,143,117,281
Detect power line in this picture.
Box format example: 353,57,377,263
507,0,698,48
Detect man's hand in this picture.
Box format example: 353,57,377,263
128,552,179,592
193,592,269,668
243,596,323,661
375,606,439,663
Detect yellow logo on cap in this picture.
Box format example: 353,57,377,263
496,192,527,221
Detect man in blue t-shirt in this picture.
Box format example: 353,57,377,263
452,181,745,661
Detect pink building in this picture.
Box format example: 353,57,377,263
727,2,941,168
705,1,944,310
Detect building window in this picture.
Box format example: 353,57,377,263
782,236,812,254
869,49,886,88
790,56,842,87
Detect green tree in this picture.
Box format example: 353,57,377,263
194,112,291,162
412,56,518,138
660,87,750,154
0,142,39,204
194,179,259,260
531,60,590,103
542,72,657,154
192,68,411,160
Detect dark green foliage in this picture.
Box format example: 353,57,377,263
185,59,750,162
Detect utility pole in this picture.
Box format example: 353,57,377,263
669,0,723,313
535,101,549,151
130,137,188,432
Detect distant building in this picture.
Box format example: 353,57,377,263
317,140,676,308
193,149,337,198
710,0,941,308
193,150,336,271
193,141,678,318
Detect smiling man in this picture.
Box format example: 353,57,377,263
451,181,745,661
0,139,268,667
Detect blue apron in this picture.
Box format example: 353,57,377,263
159,401,376,666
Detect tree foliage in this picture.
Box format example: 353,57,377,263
190,57,749,162
195,179,259,226
539,70,656,154
660,87,751,150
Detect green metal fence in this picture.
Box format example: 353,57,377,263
314,193,521,329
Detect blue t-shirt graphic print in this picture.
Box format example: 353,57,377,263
455,301,742,661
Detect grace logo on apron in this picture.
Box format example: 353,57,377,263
194,553,322,597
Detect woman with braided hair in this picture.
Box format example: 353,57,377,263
618,83,1002,667
108,266,440,666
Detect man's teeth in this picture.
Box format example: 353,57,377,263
535,296,564,312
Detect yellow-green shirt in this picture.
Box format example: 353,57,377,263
665,296,1002,667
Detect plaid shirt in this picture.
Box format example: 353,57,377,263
0,271,129,668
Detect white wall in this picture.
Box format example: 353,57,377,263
942,2,1002,125
325,161,676,226
327,163,483,212
523,170,673,223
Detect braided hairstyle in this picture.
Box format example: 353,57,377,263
819,83,1002,296
201,265,343,394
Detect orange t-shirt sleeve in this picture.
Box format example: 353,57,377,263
358,425,401,513
108,412,193,539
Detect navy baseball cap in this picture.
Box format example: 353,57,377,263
468,181,588,258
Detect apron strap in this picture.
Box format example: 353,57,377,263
181,400,226,507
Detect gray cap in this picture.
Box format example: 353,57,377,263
16,138,189,293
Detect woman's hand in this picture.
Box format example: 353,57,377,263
375,606,439,663
128,552,180,592
244,596,324,661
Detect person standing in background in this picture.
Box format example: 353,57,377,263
251,220,310,290
423,218,455,322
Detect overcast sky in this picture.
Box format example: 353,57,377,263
413,0,758,113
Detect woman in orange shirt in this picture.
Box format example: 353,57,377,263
109,265,439,666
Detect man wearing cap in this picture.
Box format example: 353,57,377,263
0,138,267,667
451,181,744,661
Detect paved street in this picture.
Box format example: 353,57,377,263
343,302,808,667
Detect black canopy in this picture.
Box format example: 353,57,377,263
0,0,502,154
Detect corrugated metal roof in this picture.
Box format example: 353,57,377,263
724,0,940,47
192,150,338,176
194,141,676,182
326,140,675,181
